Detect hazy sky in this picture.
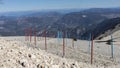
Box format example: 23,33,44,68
0,0,120,12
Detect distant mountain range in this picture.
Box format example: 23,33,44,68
82,7,120,13
0,8,85,16
0,8,120,39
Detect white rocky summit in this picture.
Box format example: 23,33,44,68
0,37,119,68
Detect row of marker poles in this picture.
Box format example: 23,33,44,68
111,35,114,58
25,29,115,63
90,34,114,64
89,33,115,64
24,26,48,50
25,28,95,64
24,27,37,47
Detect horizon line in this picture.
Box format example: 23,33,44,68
0,7,120,13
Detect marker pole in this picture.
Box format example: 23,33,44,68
27,28,29,41
91,34,94,64
44,27,47,51
66,31,67,46
34,27,36,46
62,31,65,57
30,27,32,42
88,33,91,53
25,28,27,41
26,28,29,46
57,31,60,44
60,31,62,42
72,39,74,48
111,35,114,58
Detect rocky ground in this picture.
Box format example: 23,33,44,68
0,36,120,68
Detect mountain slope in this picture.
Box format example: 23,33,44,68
93,17,120,39
0,8,120,39
0,12,63,36
48,12,107,38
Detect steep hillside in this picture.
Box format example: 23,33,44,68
100,29,120,45
93,18,120,39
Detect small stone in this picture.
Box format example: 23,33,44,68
18,59,28,67
28,54,31,58
8,59,10,61
37,64,49,68
19,51,22,54
63,62,65,65
0,46,3,49
72,63,75,66
28,54,36,59
21,62,26,67
3,60,6,62
10,49,13,52
62,62,66,68
71,63,76,68
37,64,40,68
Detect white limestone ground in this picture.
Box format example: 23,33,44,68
0,36,120,68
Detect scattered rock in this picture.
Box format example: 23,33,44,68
0,38,115,68
28,54,36,59
18,59,28,67
0,46,3,49
19,51,22,54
